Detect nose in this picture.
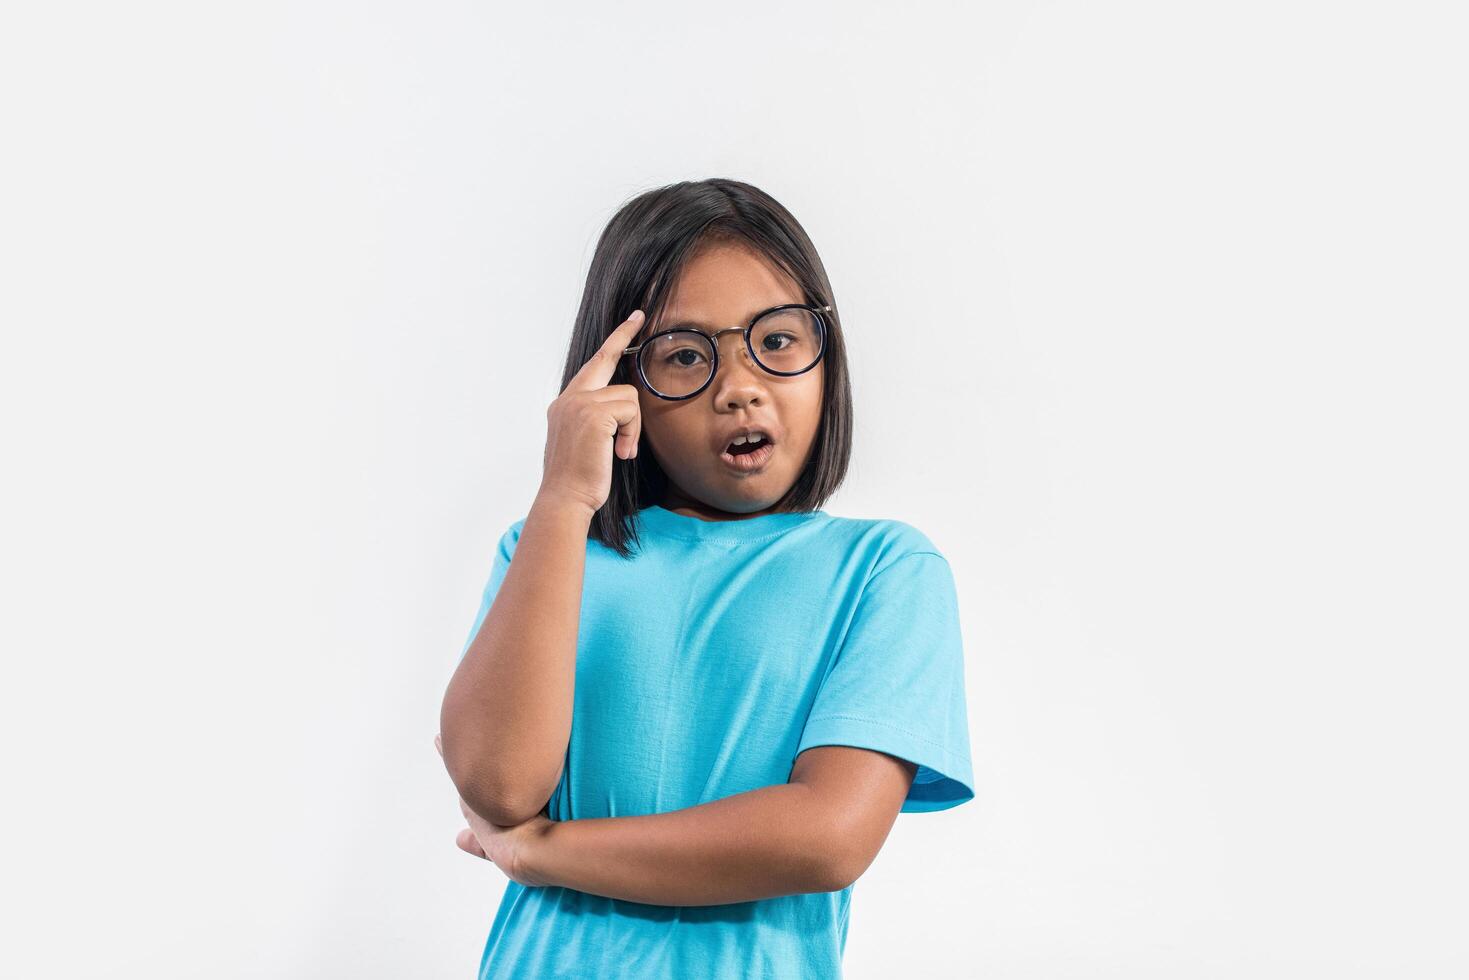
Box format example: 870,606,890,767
709,333,767,408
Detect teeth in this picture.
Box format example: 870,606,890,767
730,433,766,446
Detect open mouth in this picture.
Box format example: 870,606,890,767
719,432,776,471
727,434,768,456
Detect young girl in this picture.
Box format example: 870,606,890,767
438,178,974,979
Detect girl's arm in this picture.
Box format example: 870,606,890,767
521,748,917,905
440,491,590,826
441,312,645,827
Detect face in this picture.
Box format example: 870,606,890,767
631,240,824,520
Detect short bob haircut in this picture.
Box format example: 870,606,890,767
560,178,853,559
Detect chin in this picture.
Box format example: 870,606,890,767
714,484,789,514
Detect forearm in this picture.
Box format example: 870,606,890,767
440,490,590,825
524,782,848,906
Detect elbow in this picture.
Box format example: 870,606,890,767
466,790,547,828
803,819,869,894
445,764,548,827
806,796,887,893
812,848,864,894
442,749,558,827
451,771,546,827
438,728,547,826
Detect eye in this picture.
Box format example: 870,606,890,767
664,347,709,368
760,333,798,352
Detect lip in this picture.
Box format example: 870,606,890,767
718,439,776,473
711,424,779,457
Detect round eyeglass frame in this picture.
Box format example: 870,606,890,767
619,303,832,401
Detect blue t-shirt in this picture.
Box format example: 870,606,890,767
455,503,974,979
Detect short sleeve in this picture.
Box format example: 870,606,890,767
796,550,976,813
458,521,523,663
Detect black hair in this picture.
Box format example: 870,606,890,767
559,177,853,559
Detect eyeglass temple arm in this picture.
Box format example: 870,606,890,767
621,304,832,355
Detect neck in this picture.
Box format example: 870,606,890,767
659,487,779,522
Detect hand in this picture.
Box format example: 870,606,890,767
436,733,555,887
538,309,646,516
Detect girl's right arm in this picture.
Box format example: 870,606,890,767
439,310,646,828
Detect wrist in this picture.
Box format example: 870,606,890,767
517,817,565,889
531,486,599,526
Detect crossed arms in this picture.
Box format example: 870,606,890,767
441,495,917,906
522,745,916,905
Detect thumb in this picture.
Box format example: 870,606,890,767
457,827,488,859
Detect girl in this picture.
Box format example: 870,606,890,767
438,178,974,979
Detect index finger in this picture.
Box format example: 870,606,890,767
564,310,646,393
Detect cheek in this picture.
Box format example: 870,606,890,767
795,377,824,437
639,407,701,461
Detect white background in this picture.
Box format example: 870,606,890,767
3,1,1466,977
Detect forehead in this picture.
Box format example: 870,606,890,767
649,242,804,332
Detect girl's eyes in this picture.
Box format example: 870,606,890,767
660,333,799,368
664,349,709,368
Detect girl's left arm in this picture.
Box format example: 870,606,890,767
522,748,915,906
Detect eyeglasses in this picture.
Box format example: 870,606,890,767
621,303,831,401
